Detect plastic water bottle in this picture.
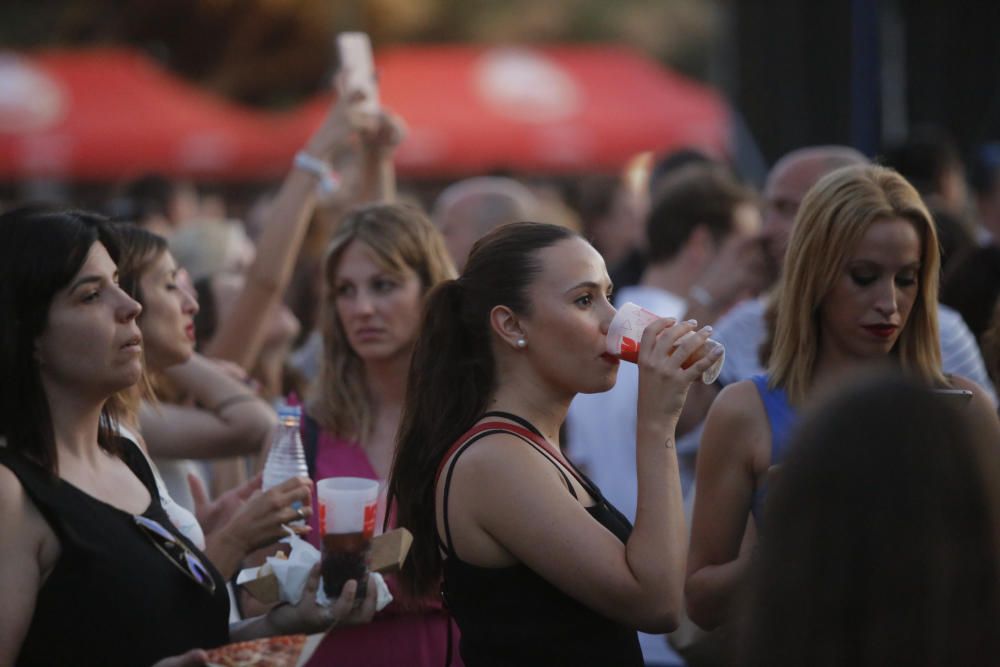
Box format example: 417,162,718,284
262,404,309,519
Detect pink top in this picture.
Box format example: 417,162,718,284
303,423,462,667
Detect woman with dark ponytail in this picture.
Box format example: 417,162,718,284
389,222,720,666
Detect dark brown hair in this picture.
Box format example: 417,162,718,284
0,207,127,472
645,163,756,263
387,221,576,599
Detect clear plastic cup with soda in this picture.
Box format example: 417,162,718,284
606,302,725,384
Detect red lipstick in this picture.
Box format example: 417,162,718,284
863,324,897,339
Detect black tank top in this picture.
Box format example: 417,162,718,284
437,412,643,667
1,438,230,667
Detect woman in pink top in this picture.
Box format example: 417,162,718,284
302,202,459,667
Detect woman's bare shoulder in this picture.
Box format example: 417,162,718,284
0,463,53,555
709,380,769,427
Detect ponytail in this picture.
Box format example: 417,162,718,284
389,278,494,599
388,221,576,599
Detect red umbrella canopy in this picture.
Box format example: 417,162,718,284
0,45,731,182
0,49,288,182
291,44,731,178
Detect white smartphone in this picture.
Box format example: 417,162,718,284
336,32,380,114
933,388,974,407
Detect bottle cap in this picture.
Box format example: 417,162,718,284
277,404,302,420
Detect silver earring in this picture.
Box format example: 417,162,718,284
516,338,527,349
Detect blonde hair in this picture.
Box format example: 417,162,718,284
768,164,945,404
310,203,456,440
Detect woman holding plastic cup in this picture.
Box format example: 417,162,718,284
388,222,719,665
303,202,459,666
685,165,1000,633
607,301,726,383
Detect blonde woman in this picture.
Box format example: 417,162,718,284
685,164,1000,631
303,202,460,666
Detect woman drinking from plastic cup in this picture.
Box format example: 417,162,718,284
389,222,719,665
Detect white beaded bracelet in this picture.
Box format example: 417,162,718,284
293,151,340,195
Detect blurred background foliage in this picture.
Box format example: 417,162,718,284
0,0,724,107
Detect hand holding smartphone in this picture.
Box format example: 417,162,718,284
336,32,380,115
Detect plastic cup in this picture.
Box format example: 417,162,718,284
316,477,380,599
606,302,726,384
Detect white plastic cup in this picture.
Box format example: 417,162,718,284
606,302,726,384
316,477,380,536
316,477,380,599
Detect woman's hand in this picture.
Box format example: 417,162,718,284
189,472,261,537
199,475,314,578
359,109,407,157
151,649,208,667
216,476,314,555
636,318,723,433
303,89,377,162
270,563,378,635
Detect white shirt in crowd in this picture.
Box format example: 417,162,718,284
566,284,688,667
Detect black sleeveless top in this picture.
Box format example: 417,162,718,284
0,438,230,667
438,413,643,667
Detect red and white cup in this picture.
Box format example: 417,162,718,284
316,477,380,599
606,302,725,384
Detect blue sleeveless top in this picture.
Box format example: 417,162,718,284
750,374,798,526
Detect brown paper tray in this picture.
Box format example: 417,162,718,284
236,527,413,604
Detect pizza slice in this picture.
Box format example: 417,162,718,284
205,634,307,667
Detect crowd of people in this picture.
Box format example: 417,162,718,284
1,72,1000,667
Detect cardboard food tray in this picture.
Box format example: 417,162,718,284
369,526,413,574
237,527,413,604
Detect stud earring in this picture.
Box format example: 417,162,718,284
516,338,527,349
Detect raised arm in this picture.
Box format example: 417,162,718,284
358,109,405,203
205,93,376,370
685,380,766,630
140,353,275,459
447,320,717,632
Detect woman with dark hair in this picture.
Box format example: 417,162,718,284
739,372,1000,666
0,208,371,667
388,222,718,665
